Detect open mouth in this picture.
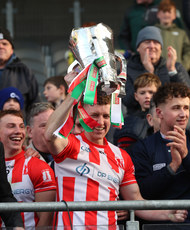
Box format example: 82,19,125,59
10,136,22,142
94,127,105,131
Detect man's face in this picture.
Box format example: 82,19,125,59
156,97,190,133
27,109,54,153
134,83,158,111
0,114,25,155
157,7,176,27
137,40,162,65
83,103,111,145
0,39,13,64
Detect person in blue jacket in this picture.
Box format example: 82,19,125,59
128,82,190,223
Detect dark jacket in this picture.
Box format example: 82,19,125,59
114,109,152,149
0,142,23,227
0,56,40,113
118,0,161,52
183,0,190,30
128,131,190,201
122,54,190,113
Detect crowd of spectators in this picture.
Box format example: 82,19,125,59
1,0,190,228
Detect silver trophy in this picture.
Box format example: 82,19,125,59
69,23,126,96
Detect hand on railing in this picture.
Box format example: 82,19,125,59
168,209,188,222
116,210,129,221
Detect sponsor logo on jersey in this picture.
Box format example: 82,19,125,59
6,165,14,174
116,158,124,169
99,150,106,155
76,163,90,176
42,170,52,182
13,189,34,195
81,146,91,152
97,170,119,184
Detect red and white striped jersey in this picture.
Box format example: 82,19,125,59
1,150,56,228
53,132,136,228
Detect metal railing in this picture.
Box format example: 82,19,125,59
1,200,190,230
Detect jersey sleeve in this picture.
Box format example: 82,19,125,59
28,157,56,193
120,150,137,187
53,134,81,163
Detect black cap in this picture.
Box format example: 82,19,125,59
0,27,14,48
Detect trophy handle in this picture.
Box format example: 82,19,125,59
67,59,83,74
114,51,127,97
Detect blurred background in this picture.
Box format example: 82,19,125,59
0,0,183,47
0,0,185,95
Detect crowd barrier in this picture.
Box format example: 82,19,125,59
0,200,190,230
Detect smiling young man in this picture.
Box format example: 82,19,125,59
45,72,187,228
128,82,190,224
123,26,190,114
0,110,56,228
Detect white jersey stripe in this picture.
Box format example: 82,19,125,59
53,133,136,228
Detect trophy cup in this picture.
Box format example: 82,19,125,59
68,23,127,97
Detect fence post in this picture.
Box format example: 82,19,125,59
126,210,139,230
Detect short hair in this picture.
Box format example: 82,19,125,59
0,110,24,121
26,102,55,126
134,73,161,92
81,85,111,106
43,75,68,94
158,0,176,12
153,82,190,106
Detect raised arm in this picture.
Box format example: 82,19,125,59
44,71,79,155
